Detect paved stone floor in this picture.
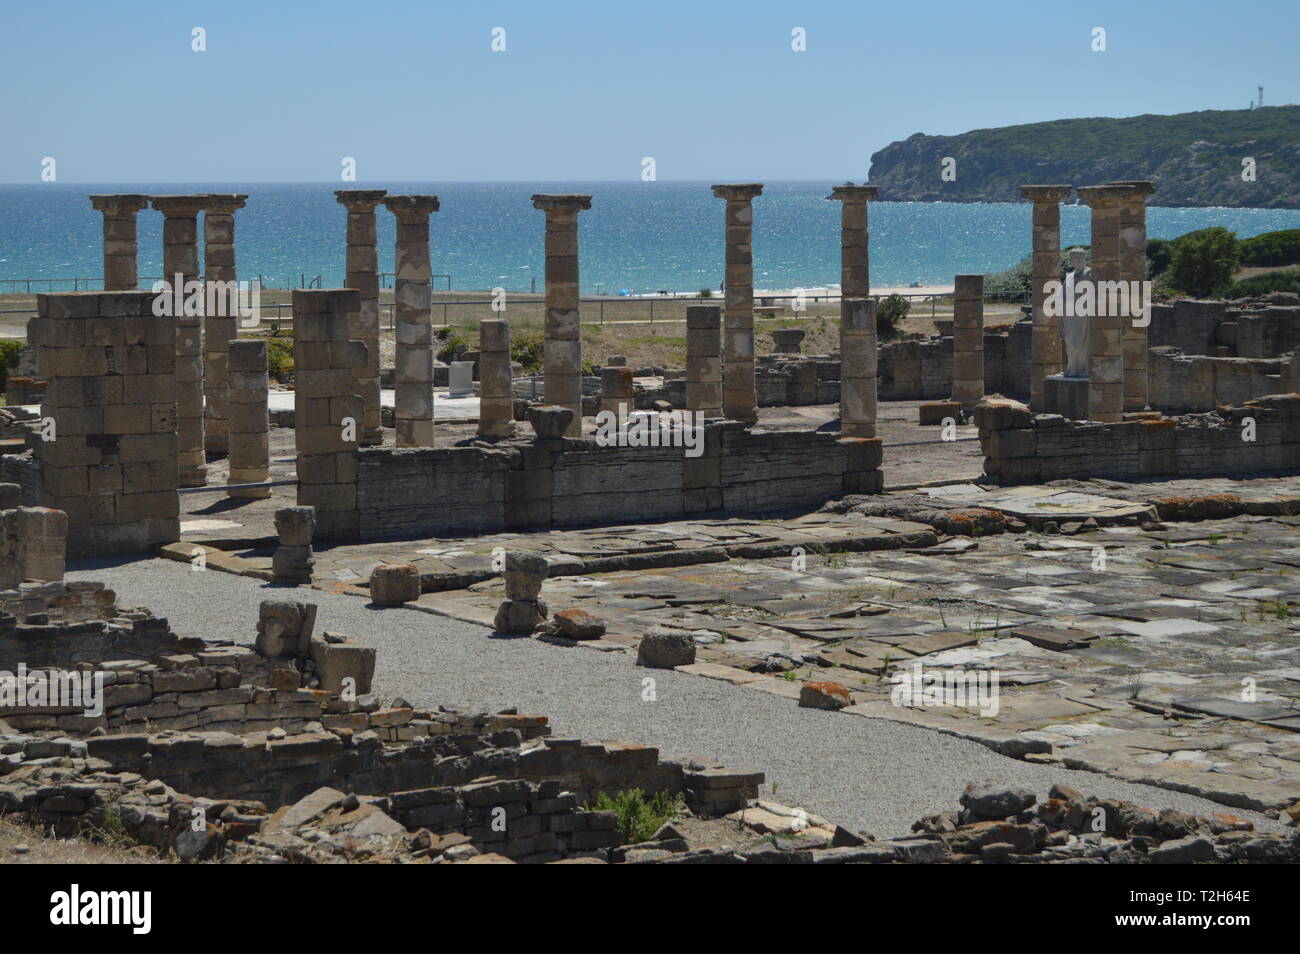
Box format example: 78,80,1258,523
168,472,1300,818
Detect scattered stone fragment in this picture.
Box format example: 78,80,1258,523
637,627,698,668
553,607,606,640
369,563,421,606
799,681,851,710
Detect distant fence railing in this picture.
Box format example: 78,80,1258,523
0,272,454,293
0,287,1029,333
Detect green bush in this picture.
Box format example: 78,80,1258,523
698,288,713,298
587,788,685,844
983,254,1034,296
436,334,466,364
1224,267,1300,298
1240,229,1300,268
0,339,24,391
1146,238,1175,276
875,293,910,340
1168,227,1240,298
265,333,293,381
511,332,543,374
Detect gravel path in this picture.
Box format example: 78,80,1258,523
72,557,1286,838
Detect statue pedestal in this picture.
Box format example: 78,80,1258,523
1043,374,1089,420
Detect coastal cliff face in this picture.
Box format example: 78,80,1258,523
867,106,1300,208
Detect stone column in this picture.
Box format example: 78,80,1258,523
711,184,763,424
227,339,270,499
478,318,516,438
30,291,179,557
383,195,440,447
293,289,365,540
1107,180,1156,412
600,366,634,418
336,189,387,445
88,195,149,291
840,298,878,437
151,195,209,486
686,304,722,417
1077,185,1134,423
829,184,878,297
1019,185,1073,409
201,193,248,455
952,274,985,413
532,194,592,437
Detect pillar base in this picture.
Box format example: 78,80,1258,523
1043,374,1089,421
919,400,963,426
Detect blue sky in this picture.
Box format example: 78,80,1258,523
2,0,1296,183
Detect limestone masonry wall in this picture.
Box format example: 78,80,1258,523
355,423,881,539
977,395,1300,484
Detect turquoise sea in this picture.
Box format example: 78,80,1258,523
3,182,1300,294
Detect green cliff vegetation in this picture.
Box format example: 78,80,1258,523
869,107,1300,209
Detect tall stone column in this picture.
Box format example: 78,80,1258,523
952,274,985,413
201,193,248,455
531,194,592,437
89,194,149,291
336,189,387,445
829,184,878,299
293,289,365,540
711,184,763,425
840,298,878,437
686,304,722,417
1077,185,1134,423
227,339,270,499
478,318,516,438
151,195,208,487
1107,180,1156,412
383,195,440,447
1019,185,1073,410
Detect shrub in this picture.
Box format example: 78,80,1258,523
1146,238,1175,277
587,788,685,843
1169,227,1240,298
698,288,713,298
0,339,24,391
1224,267,1300,299
510,332,543,374
265,333,293,381
435,333,466,364
875,293,910,339
1240,229,1300,268
983,254,1034,296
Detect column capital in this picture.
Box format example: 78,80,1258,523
201,193,248,214
1104,180,1156,199
711,183,763,201
335,189,389,209
383,194,440,216
828,184,879,203
1077,184,1136,208
531,193,592,213
89,194,150,215
1019,184,1074,203
150,195,209,216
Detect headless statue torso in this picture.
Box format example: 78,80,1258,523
1062,247,1090,379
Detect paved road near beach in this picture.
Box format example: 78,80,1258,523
72,557,1285,837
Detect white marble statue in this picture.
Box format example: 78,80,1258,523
1062,248,1090,378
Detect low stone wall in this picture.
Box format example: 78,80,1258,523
1149,347,1295,412
355,423,882,539
977,395,1300,484
0,455,41,506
